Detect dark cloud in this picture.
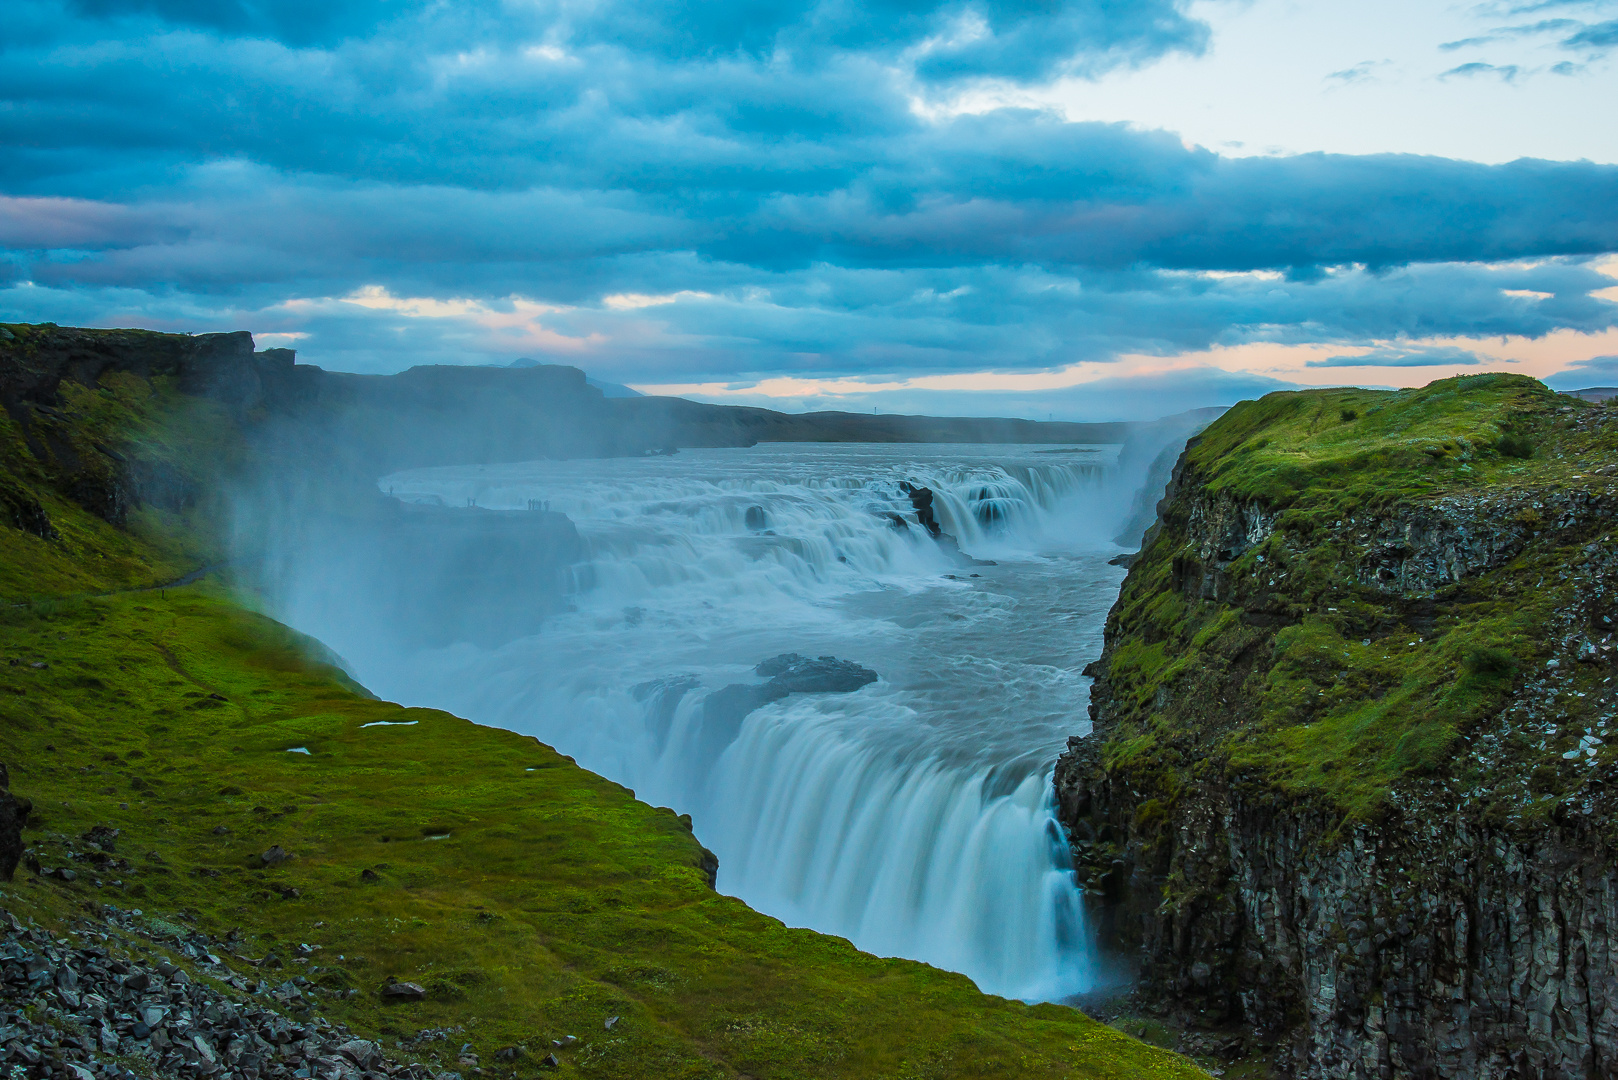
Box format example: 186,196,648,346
64,0,439,46
1563,19,1618,48
59,0,1210,80
1306,345,1485,369
1545,354,1618,388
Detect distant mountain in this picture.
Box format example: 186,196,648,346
1564,386,1618,402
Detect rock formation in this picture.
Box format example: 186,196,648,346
1056,376,1618,1077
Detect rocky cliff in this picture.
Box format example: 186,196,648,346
1056,374,1618,1077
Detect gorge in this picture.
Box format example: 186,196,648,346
3,323,1616,1079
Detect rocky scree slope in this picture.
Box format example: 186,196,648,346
0,901,464,1080
0,321,1201,1080
1056,374,1618,1079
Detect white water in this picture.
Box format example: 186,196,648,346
268,443,1138,1001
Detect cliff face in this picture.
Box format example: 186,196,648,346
1056,375,1618,1077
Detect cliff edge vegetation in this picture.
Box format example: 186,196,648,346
1057,373,1618,1077
0,322,1202,1080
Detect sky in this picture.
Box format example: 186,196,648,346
3,0,1617,421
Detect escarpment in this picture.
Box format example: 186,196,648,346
1056,375,1618,1078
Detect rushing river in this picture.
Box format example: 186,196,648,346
264,442,1142,1002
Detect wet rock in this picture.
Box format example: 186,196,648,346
539,1054,560,1069
754,654,878,694
603,1016,620,1030
744,505,768,530
897,482,940,536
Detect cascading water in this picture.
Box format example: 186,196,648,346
263,442,1137,1002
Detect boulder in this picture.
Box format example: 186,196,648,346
259,845,292,867
754,654,878,694
0,763,29,882
897,482,940,536
381,979,427,1001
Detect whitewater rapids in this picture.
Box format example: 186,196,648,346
268,442,1139,1001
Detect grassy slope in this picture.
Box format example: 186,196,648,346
0,356,1200,1080
0,368,233,602
1096,373,1617,827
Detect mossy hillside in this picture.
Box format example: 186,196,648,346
1,586,1201,1080
1091,375,1618,827
0,351,237,602
1182,373,1562,515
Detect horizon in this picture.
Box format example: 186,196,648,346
3,0,1617,423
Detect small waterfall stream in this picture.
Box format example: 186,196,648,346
261,442,1136,1001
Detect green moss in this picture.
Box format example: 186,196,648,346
1184,374,1560,514
0,372,233,602
1092,374,1616,826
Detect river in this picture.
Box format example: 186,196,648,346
263,442,1141,1002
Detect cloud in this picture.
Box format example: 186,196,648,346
1440,62,1522,81
1440,18,1581,50
0,0,1615,393
1325,61,1387,85
1306,345,1486,369
56,0,1211,81
642,365,1298,423
1545,353,1618,387
64,0,433,47
1563,18,1618,48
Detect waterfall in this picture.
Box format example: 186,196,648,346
258,442,1133,1002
